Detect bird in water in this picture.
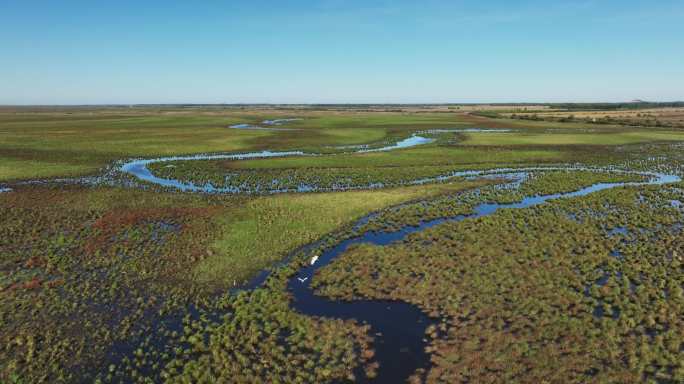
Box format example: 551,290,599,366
310,255,319,265
297,276,308,283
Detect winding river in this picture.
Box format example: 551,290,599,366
284,169,678,382
114,132,679,382
2,127,681,382
115,129,512,193
117,134,438,193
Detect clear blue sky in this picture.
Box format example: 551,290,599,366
1,0,683,104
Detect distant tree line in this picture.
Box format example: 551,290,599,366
507,113,680,128
551,101,684,111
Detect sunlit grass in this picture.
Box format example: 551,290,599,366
5,108,683,182
0,157,98,181
228,146,567,169
462,131,684,146
194,180,488,286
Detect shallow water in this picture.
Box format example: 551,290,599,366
608,226,629,236
262,118,302,125
229,123,253,129
418,128,512,134
357,135,435,153
229,118,302,130
119,150,306,192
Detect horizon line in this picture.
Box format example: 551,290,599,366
2,100,684,108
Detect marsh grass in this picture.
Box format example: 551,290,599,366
312,178,684,383
8,107,684,183
0,108,477,182
194,180,489,286
462,130,684,146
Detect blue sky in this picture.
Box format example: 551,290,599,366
1,0,683,104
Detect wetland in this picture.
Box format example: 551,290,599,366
2,106,684,383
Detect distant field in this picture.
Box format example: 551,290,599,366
3,106,684,182
0,108,472,181
0,112,270,180
461,130,684,146
501,107,684,129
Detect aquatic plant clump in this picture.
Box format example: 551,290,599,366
102,289,377,384
148,162,466,193
357,170,648,232
0,185,375,383
0,186,229,382
0,180,489,383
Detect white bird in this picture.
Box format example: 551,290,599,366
297,277,308,283
310,255,319,265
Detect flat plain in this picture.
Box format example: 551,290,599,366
1,105,683,383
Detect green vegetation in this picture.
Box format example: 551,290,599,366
313,180,684,383
0,108,476,182
220,146,566,169
471,102,684,130
357,170,648,233
0,179,486,382
0,113,269,181
462,130,684,146
3,106,684,383
5,106,683,183
195,180,489,286
145,146,568,192
107,288,377,384
1,185,220,382
0,158,96,181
